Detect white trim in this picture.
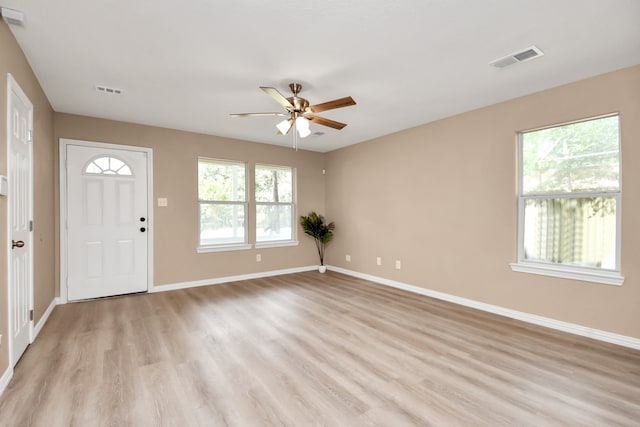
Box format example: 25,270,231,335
33,297,60,340
0,366,13,398
254,240,299,249
197,243,252,253
151,265,317,293
59,138,154,300
328,266,640,350
510,262,624,286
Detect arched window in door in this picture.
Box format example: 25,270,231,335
84,156,133,176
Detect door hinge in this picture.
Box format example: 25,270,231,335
27,130,33,142
30,310,34,321
29,220,33,231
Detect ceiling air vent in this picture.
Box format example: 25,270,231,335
95,85,123,95
489,46,544,69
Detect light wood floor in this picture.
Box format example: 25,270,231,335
1,272,639,426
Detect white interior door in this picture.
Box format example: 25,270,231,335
7,74,34,365
65,144,149,301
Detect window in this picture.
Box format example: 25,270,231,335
198,158,248,251
255,164,296,246
512,114,623,285
85,156,132,175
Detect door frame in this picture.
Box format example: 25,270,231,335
6,73,34,366
59,138,154,303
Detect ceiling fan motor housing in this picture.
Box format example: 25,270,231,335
287,96,310,113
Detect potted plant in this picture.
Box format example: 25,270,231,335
300,211,335,273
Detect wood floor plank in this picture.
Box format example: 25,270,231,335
1,271,639,426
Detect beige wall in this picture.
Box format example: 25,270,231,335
54,115,326,288
325,65,640,339
0,22,56,374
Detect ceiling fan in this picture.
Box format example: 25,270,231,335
231,83,356,148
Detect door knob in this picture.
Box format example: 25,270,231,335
140,217,146,222
140,227,146,232
12,240,24,249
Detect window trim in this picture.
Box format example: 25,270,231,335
254,240,299,249
510,261,623,286
511,113,624,286
197,157,249,250
254,163,296,245
197,243,252,253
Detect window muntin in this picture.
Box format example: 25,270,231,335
255,164,295,242
518,115,620,273
85,156,132,176
198,158,247,247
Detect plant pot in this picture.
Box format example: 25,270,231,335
318,265,327,273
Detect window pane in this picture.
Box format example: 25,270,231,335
86,162,102,174
199,203,246,245
199,159,246,202
110,157,125,171
523,197,616,269
95,157,110,171
522,116,619,194
255,165,292,202
256,204,292,242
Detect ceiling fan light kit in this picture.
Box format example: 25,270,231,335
231,83,356,149
296,117,311,138
276,119,293,135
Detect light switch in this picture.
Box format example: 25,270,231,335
157,197,168,207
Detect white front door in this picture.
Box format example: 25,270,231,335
65,144,149,301
7,74,34,365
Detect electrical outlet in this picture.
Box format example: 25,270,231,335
256,254,262,262
376,257,382,266
395,260,401,269
157,197,168,207
345,254,351,262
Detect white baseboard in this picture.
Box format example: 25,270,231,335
151,265,318,293
1,298,59,398
0,366,13,398
33,297,60,340
328,266,640,350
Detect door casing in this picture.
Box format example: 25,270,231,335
59,138,154,302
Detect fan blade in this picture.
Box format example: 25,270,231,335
307,115,347,130
260,87,294,110
230,112,288,117
308,96,356,113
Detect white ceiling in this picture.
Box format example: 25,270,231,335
3,0,640,152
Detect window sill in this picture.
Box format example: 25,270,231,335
510,262,624,286
254,240,299,249
197,243,252,253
